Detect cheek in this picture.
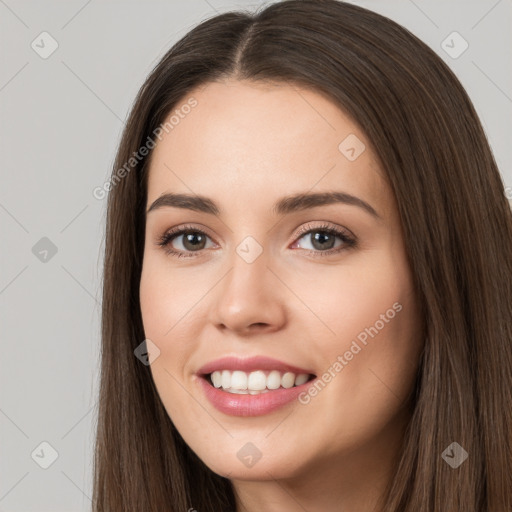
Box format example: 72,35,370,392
291,248,414,341
139,258,198,340
139,260,196,384
291,258,421,456
139,263,203,434
334,264,409,342
308,249,421,400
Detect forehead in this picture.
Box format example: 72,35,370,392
146,79,391,219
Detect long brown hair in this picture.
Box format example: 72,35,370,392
93,1,512,510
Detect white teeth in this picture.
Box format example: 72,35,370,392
209,369,311,392
267,370,281,390
231,371,247,390
226,388,271,395
221,370,231,389
281,372,295,389
247,370,267,390
211,371,222,388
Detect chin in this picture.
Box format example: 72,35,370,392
195,445,307,482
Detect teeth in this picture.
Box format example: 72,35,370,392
281,372,295,389
231,371,247,390
210,369,311,393
267,370,281,390
294,373,309,386
221,370,231,389
248,370,267,390
211,371,222,388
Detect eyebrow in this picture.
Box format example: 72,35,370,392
146,191,382,220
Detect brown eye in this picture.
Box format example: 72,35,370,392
301,230,338,251
178,231,208,251
291,223,357,257
157,225,215,258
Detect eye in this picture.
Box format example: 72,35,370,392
291,222,357,257
156,224,216,258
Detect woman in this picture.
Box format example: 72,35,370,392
93,1,512,510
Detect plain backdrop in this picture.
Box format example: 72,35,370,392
1,0,511,510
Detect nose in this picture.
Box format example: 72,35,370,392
208,247,288,336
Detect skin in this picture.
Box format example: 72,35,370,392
139,79,423,512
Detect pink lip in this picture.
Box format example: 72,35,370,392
196,355,314,376
196,375,316,417
195,356,316,417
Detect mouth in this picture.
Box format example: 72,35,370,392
195,356,318,416
200,369,316,394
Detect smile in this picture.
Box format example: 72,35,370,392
196,356,317,416
208,369,312,394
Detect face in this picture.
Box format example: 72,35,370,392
139,79,423,483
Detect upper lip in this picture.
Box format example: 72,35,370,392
197,356,315,376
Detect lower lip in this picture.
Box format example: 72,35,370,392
197,376,315,417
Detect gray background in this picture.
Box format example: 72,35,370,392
1,0,510,510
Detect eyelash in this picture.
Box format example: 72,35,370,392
156,222,357,259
